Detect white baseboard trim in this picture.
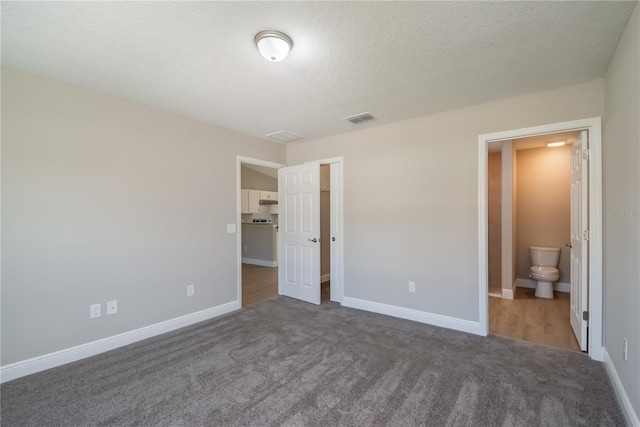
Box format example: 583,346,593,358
242,258,278,267
321,274,330,283
603,348,640,427
502,288,515,299
341,297,482,336
0,300,240,384
516,278,570,293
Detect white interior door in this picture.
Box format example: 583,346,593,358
570,130,589,351
278,162,321,305
330,162,344,303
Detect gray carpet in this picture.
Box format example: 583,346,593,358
1,297,625,426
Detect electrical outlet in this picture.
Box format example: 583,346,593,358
187,284,195,297
408,281,416,293
107,300,118,315
623,338,628,361
90,303,101,319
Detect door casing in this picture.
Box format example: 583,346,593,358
236,156,345,306
477,117,603,361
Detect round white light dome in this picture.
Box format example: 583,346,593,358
255,31,292,62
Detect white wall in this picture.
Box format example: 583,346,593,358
603,3,640,420
287,80,604,322
0,67,286,365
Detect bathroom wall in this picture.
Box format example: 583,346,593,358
487,152,502,292
515,145,571,283
320,165,331,279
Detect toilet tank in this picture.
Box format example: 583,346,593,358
529,246,560,267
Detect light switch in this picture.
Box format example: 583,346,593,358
227,223,236,233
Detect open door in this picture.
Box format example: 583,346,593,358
278,162,321,305
570,130,589,351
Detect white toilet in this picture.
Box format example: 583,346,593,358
529,246,560,299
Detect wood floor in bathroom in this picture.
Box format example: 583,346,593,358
489,287,582,352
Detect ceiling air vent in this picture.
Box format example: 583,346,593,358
266,131,303,143
344,112,376,124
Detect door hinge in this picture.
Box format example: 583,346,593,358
583,149,590,160
583,230,589,241
583,311,589,321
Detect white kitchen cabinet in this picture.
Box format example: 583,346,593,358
241,189,260,214
259,191,278,201
241,189,249,214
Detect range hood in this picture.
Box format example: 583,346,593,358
259,199,278,205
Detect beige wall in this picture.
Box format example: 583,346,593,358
501,141,517,294
241,166,277,191
604,3,639,419
515,145,571,283
0,67,286,365
288,79,604,321
320,165,331,277
487,152,502,290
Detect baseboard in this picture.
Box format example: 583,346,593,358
603,348,640,427
516,278,570,293
321,274,330,283
242,258,278,267
0,300,240,384
502,287,515,299
341,297,482,336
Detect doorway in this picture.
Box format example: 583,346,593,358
487,131,582,352
236,157,285,307
236,156,344,308
478,118,604,361
277,159,344,305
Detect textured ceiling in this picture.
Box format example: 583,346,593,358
1,1,636,143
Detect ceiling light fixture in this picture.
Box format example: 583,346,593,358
254,30,293,62
547,141,566,147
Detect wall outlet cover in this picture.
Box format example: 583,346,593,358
187,284,195,297
90,303,101,319
107,300,118,315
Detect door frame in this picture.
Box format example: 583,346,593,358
477,117,603,361
236,156,345,306
236,156,286,307
314,157,345,303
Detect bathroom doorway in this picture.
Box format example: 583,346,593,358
478,118,604,361
487,131,581,352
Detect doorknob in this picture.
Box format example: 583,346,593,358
308,238,318,243
566,243,573,248
332,237,336,242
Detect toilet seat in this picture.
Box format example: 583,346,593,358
530,266,559,280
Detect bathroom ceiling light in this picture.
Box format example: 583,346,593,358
254,30,293,62
547,141,566,147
